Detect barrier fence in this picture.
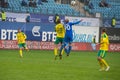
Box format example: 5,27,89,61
0,13,120,52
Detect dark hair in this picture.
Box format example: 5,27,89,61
56,19,61,24
102,28,106,32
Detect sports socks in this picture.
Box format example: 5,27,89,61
101,59,109,67
98,60,105,70
19,49,23,58
54,47,58,56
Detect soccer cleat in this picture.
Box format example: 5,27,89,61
66,54,69,56
54,55,57,60
27,49,29,51
99,68,105,71
20,55,23,58
59,55,62,59
105,66,110,71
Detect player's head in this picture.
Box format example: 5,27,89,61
64,18,69,24
56,18,61,24
102,28,106,33
18,29,21,33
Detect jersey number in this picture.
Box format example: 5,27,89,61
65,24,71,30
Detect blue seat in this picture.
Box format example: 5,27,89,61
47,8,54,14
41,7,47,14
20,7,27,13
33,8,40,13
13,7,20,12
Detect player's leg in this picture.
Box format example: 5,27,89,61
68,43,72,56
18,44,23,58
100,51,110,71
67,37,73,56
64,42,69,54
59,38,65,55
23,43,29,51
59,43,65,55
59,38,65,59
61,36,67,55
54,37,59,60
54,44,58,59
97,50,105,71
63,37,70,56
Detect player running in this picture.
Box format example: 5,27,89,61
61,18,83,56
54,19,65,60
97,28,110,71
16,29,29,58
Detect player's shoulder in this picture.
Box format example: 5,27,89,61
68,22,73,25
103,33,108,37
57,23,64,27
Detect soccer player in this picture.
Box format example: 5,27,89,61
54,19,65,60
16,29,29,58
62,18,83,56
97,28,110,71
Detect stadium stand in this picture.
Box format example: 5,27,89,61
83,0,120,19
0,0,120,19
0,0,85,17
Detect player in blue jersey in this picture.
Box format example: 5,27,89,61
60,18,83,56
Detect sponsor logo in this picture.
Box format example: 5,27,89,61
42,31,56,41
73,30,93,42
32,26,41,37
48,16,54,23
109,35,120,41
6,17,16,22
110,44,120,51
1,29,17,40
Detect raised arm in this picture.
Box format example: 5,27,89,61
71,19,83,25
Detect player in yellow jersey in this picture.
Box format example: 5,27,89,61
97,28,110,71
54,19,65,60
16,29,29,58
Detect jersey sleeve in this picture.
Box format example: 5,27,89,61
22,32,27,40
70,20,81,25
102,33,109,44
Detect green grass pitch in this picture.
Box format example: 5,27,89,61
0,50,120,80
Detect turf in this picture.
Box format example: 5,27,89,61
0,50,120,80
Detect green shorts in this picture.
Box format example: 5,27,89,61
54,37,64,44
97,50,107,58
18,43,26,48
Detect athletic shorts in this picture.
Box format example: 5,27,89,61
97,50,107,58
18,43,26,48
54,37,64,44
64,36,73,43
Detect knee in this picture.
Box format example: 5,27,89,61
97,57,101,61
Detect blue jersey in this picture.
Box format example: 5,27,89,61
64,20,81,43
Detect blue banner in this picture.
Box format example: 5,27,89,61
30,13,65,23
0,22,56,41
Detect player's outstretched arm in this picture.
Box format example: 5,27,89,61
71,19,83,25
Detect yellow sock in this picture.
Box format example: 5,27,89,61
98,60,103,69
54,48,58,56
61,48,64,55
19,49,23,57
101,59,109,67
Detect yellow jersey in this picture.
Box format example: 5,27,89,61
16,32,27,44
55,23,65,38
100,33,109,51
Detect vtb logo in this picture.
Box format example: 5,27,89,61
32,26,41,37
